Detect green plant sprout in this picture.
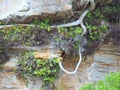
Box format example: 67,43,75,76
87,25,108,41
32,19,50,31
80,72,120,90
17,52,60,83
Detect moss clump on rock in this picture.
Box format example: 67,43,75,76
17,52,60,83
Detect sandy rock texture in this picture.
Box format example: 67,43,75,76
0,0,73,23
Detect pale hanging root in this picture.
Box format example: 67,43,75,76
59,45,82,74
58,21,87,74
51,0,95,28
56,0,95,74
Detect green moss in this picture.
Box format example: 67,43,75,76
56,26,83,49
17,52,60,83
86,4,120,24
103,6,120,24
80,72,120,90
32,19,50,31
87,25,108,41
0,25,31,41
0,25,34,46
0,21,5,25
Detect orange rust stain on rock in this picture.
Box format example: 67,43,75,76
34,52,51,59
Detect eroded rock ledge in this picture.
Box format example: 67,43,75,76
0,0,73,23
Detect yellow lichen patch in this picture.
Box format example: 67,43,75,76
34,52,62,60
34,52,52,59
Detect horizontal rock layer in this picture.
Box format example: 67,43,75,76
0,0,73,23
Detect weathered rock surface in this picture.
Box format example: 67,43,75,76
2,57,18,71
88,33,120,82
0,0,73,23
88,47,120,82
0,72,27,90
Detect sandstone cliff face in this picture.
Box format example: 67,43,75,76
0,0,73,23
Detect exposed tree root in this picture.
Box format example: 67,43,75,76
57,0,95,74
